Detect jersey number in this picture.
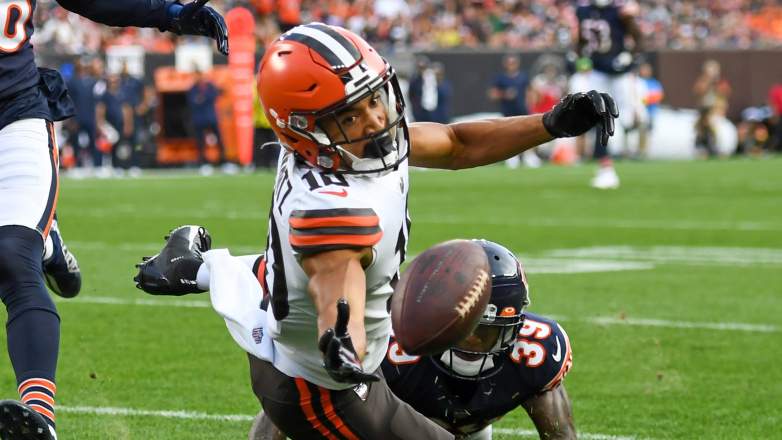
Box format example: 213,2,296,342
511,318,552,367
582,18,612,54
0,1,31,53
386,341,420,365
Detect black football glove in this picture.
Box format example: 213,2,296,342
166,0,229,55
318,299,380,384
543,90,619,146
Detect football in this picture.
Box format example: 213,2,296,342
391,239,492,355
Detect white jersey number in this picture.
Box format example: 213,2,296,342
0,1,32,53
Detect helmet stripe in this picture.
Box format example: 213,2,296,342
283,25,359,71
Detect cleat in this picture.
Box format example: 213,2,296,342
0,400,55,440
42,220,81,298
590,166,620,190
134,225,212,296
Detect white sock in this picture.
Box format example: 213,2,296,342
196,263,210,290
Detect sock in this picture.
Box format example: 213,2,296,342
19,377,57,429
196,262,210,290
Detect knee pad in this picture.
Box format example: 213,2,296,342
0,225,57,320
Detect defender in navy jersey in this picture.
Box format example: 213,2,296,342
382,241,574,439
0,2,227,439
575,0,644,190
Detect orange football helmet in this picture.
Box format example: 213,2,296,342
257,23,408,173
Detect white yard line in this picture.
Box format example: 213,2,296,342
59,296,779,333
494,428,643,440
57,405,644,439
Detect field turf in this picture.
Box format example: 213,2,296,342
1,158,780,439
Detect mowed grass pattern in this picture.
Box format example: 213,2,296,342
1,158,781,439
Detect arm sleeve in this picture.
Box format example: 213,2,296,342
55,0,172,30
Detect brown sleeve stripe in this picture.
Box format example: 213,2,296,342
291,208,376,219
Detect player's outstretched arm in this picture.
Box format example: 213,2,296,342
55,0,228,55
302,248,379,384
521,384,576,440
408,91,618,170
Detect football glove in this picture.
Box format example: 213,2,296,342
166,0,229,55
543,90,619,146
134,225,212,295
318,299,380,384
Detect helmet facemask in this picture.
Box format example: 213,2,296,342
437,301,526,381
288,68,408,174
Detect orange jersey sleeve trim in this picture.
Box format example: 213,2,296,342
290,215,379,229
290,231,383,248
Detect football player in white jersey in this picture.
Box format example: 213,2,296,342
135,23,616,439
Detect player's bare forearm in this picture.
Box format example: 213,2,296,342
522,385,576,440
302,248,370,358
408,115,553,170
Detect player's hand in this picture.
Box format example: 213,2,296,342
542,90,619,146
133,225,211,296
318,299,380,384
167,0,229,55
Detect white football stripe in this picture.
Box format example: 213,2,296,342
56,406,645,439
57,296,778,333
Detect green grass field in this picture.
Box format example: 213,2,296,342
2,158,781,439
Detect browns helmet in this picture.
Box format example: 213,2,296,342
257,23,408,173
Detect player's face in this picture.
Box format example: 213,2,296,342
454,325,501,359
318,92,388,158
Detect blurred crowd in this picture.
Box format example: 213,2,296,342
32,0,782,54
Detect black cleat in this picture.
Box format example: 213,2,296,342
134,225,212,296
0,400,55,440
42,220,81,298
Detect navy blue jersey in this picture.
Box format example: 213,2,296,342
576,0,634,74
382,312,573,436
0,0,170,130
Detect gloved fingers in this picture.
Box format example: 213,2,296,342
318,328,335,354
334,298,350,337
603,92,619,118
588,90,611,146
209,9,230,55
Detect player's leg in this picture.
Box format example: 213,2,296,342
460,425,492,440
0,119,61,439
248,411,286,440
587,72,619,189
42,215,81,298
249,355,453,440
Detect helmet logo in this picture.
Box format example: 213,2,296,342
500,306,517,317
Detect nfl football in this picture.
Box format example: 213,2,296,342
391,239,491,355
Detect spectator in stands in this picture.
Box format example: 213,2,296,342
187,70,226,173
66,58,100,169
428,62,453,124
253,86,280,169
693,59,732,158
278,0,302,32
639,62,663,158
489,54,530,118
97,75,135,171
489,54,537,168
407,56,430,122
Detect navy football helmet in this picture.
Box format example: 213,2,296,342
436,240,530,380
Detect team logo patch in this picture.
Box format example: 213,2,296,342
252,327,264,344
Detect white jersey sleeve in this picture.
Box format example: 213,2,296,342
263,152,410,390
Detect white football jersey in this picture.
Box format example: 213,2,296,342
262,151,410,390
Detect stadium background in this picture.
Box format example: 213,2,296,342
0,0,780,439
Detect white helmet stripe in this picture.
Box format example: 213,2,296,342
287,25,359,73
